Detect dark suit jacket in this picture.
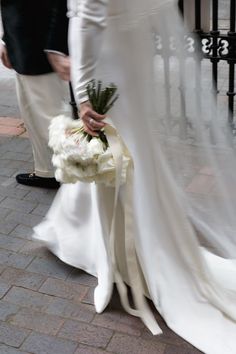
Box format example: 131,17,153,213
1,0,69,75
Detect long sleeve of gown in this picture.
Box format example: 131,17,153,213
68,0,109,104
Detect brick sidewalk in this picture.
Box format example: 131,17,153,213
0,54,202,354
0,5,231,352
0,117,28,138
0,133,203,353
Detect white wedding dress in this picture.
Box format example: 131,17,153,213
33,0,236,353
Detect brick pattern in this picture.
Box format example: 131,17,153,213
39,277,88,302
0,344,30,354
0,301,19,321
75,345,110,354
0,267,45,290
0,136,203,353
107,333,166,354
45,298,95,323
0,321,30,347
0,118,26,137
9,308,64,335
21,332,78,354
58,320,113,348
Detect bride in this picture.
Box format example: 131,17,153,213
33,0,236,353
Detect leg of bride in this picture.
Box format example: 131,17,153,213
33,182,114,313
92,184,116,313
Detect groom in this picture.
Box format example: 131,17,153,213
0,0,70,188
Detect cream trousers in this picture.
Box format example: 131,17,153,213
16,73,70,177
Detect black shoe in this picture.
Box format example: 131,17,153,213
16,173,60,189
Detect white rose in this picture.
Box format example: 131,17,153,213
87,138,105,157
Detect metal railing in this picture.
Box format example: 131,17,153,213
179,0,236,125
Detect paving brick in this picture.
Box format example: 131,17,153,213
0,234,26,252
75,345,109,354
15,183,34,191
0,135,9,144
0,176,8,185
81,287,94,306
6,211,42,228
142,323,192,347
0,117,23,127
0,207,11,219
107,333,166,354
0,282,11,299
0,267,45,290
27,257,73,280
0,104,19,117
0,137,30,154
46,298,94,323
9,224,33,240
0,197,37,214
0,300,19,321
92,310,144,336
3,286,53,311
164,345,202,354
0,159,32,171
0,343,29,354
24,189,57,205
15,138,32,152
31,203,50,216
0,186,29,200
0,194,6,203
0,163,17,177
3,151,32,162
18,240,53,258
0,320,30,347
0,178,17,188
10,308,64,335
67,269,98,287
15,183,41,193
0,249,33,269
0,219,18,235
0,167,18,178
39,277,88,302
21,332,78,354
58,320,113,348
0,126,25,137
19,131,29,138
0,265,5,275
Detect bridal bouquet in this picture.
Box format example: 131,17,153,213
49,80,131,187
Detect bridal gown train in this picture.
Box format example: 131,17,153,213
33,0,236,352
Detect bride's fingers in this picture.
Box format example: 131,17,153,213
88,119,105,130
82,118,102,136
90,111,106,121
82,115,105,130
81,106,105,122
83,124,99,136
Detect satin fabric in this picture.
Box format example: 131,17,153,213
34,1,236,353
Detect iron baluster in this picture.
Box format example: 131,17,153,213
178,0,184,15
227,0,236,125
195,0,202,32
211,0,220,92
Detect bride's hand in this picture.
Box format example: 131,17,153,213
79,101,106,136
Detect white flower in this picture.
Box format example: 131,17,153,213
49,114,131,186
87,138,105,157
